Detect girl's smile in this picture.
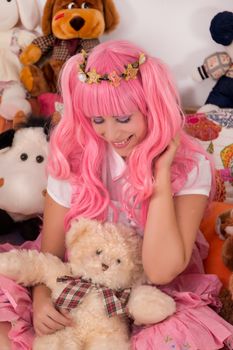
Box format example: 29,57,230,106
91,111,147,158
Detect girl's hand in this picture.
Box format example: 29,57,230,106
155,134,180,172
33,284,72,336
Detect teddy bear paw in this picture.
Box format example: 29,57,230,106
127,285,176,325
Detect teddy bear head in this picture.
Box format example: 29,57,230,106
210,11,233,60
42,0,119,40
66,218,143,290
0,0,40,31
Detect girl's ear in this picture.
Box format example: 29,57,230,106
0,129,15,153
16,0,40,30
42,0,57,35
102,0,120,33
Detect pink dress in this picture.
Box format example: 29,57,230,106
1,148,233,349
0,237,40,349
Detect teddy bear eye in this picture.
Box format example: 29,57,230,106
116,259,121,264
81,2,90,9
67,2,76,9
20,153,28,161
96,249,102,255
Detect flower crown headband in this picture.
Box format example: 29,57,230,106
77,50,146,87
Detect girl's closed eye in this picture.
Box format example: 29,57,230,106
92,116,105,124
115,115,131,123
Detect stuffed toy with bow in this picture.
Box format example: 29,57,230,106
19,0,120,98
0,218,176,349
193,11,233,112
0,0,40,128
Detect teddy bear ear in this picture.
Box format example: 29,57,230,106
16,0,40,30
41,0,57,35
66,217,99,250
102,0,120,33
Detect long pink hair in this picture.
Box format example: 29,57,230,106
48,40,214,230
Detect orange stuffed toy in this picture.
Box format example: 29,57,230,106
214,207,233,325
19,0,119,97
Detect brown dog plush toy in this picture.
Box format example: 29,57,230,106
19,0,119,97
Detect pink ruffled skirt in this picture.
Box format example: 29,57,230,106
131,274,233,350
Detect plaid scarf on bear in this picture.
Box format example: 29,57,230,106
54,276,131,317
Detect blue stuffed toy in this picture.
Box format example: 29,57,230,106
194,11,233,112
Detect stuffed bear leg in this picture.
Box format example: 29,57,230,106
85,335,130,350
33,328,80,350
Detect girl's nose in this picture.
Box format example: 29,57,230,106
102,121,118,142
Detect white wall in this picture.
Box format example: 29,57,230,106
38,0,233,108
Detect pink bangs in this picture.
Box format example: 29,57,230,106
65,54,147,119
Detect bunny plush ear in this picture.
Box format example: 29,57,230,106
16,0,41,30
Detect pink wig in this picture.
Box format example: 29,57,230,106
48,40,215,230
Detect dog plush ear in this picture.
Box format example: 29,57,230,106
42,0,57,35
102,0,120,33
16,0,40,30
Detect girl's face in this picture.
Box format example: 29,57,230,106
91,110,147,158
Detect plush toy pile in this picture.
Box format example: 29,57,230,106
0,0,40,129
0,113,56,241
194,11,233,112
0,218,176,349
20,0,120,98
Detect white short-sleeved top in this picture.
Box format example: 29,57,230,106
47,147,212,210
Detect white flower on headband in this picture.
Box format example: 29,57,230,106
78,72,88,83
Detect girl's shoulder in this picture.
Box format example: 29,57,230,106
47,175,72,208
175,154,212,197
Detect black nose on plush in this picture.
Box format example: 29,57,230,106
70,16,85,31
102,263,109,271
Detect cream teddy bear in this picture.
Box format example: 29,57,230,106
0,218,176,350
0,0,40,121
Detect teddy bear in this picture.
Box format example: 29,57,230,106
0,218,176,349
0,112,58,241
193,11,233,113
0,0,41,127
19,0,120,98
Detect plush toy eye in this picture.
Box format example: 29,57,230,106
36,155,44,163
116,259,121,264
96,249,102,255
20,153,28,161
81,2,90,9
67,2,76,9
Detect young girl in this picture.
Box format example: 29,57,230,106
1,39,233,349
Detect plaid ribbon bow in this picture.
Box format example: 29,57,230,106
54,276,131,317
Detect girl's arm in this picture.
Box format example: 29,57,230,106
33,193,72,336
142,137,208,285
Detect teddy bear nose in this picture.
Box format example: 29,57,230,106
102,263,109,271
70,17,85,31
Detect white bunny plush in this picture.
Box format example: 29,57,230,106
0,0,41,121
0,218,176,350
